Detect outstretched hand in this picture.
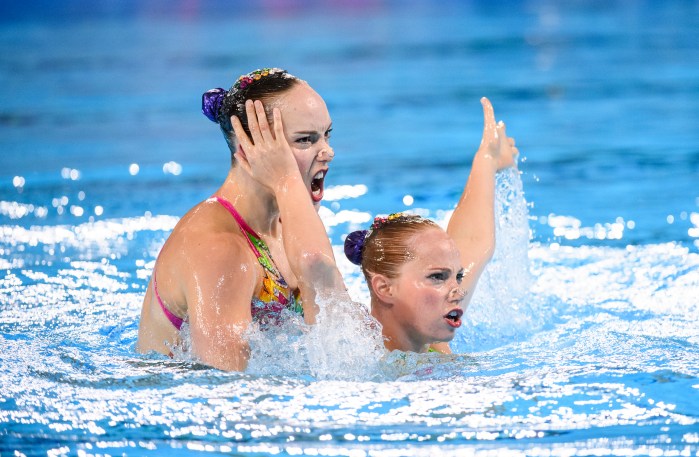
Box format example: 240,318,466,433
231,99,300,194
478,97,519,171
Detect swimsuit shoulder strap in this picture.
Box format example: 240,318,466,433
211,195,304,320
211,196,263,256
153,271,184,330
211,196,282,278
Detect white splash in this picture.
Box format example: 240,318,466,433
452,167,538,352
244,294,386,381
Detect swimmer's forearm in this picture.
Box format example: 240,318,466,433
274,174,349,310
274,174,336,264
448,98,516,276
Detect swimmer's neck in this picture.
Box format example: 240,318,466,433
215,168,282,236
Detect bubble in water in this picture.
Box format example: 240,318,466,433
70,206,84,217
61,167,80,180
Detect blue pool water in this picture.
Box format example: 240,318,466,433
1,1,698,456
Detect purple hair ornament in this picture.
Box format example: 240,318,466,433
202,87,227,123
344,230,369,266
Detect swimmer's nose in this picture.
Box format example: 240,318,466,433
317,147,335,162
449,286,466,301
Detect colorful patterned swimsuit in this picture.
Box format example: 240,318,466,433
153,196,303,330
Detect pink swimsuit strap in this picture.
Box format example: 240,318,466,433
212,196,303,321
211,196,263,257
153,271,184,330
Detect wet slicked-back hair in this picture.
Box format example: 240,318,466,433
345,214,441,280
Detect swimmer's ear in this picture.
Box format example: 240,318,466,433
370,274,396,306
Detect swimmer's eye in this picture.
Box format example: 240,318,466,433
456,271,465,284
295,133,323,146
325,128,332,139
428,271,448,282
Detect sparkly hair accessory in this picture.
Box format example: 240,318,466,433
344,213,409,266
344,230,368,266
368,213,405,233
237,68,277,89
230,67,285,98
201,68,288,124
202,87,227,123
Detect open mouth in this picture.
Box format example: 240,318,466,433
311,170,326,202
444,308,463,328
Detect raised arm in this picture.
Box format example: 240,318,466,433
233,100,350,321
447,97,518,295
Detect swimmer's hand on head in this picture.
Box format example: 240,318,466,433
232,99,351,322
233,100,301,195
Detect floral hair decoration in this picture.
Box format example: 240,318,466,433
237,68,277,89
201,68,287,124
369,213,404,234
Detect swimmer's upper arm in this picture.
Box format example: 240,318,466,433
183,232,258,371
447,151,498,299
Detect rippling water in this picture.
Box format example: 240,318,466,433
2,1,699,456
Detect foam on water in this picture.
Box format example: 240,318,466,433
244,297,385,380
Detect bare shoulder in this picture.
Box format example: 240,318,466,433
154,199,261,369
157,199,259,300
